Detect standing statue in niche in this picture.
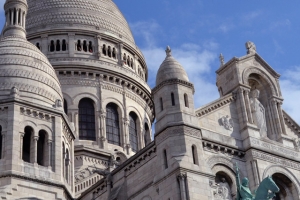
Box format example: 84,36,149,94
250,89,267,137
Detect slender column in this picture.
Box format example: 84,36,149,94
47,140,52,169
277,102,287,135
238,88,248,124
22,12,25,27
123,118,130,154
100,110,106,149
177,173,187,200
33,136,39,164
68,33,75,57
1,132,5,159
140,127,144,149
244,89,254,124
20,133,25,159
119,43,124,66
16,9,19,25
271,99,282,136
96,35,101,59
251,160,260,187
268,101,278,138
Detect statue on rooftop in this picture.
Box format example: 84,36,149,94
245,41,256,54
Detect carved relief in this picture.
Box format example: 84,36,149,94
220,115,233,130
210,179,233,200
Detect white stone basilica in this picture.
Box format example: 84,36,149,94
0,0,299,199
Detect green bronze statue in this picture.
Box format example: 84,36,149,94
235,163,280,200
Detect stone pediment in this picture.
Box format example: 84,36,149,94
283,110,300,136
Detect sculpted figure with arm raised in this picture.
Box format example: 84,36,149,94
236,163,254,200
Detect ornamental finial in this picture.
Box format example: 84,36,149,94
219,53,224,67
166,46,172,57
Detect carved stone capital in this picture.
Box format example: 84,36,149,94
33,136,39,141
177,172,187,180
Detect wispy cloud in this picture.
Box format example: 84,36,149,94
270,19,291,30
218,23,235,33
242,10,262,21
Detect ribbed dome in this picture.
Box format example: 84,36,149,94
156,47,189,86
0,35,63,107
26,0,135,43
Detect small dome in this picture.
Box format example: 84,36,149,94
0,35,63,107
156,46,189,86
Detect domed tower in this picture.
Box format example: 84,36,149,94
0,0,75,199
25,0,154,196
153,46,197,133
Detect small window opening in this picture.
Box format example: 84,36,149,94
56,40,61,51
37,130,46,166
184,94,189,108
36,43,40,50
102,44,107,55
64,99,68,115
127,56,130,65
108,46,112,57
130,58,133,68
171,92,175,106
62,40,67,51
13,8,16,25
83,40,87,52
23,126,33,163
50,40,55,52
163,149,168,169
160,97,163,111
77,40,82,51
192,145,198,165
89,41,93,53
112,48,116,58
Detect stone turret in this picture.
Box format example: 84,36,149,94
153,46,197,134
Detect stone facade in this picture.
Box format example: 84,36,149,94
0,0,299,200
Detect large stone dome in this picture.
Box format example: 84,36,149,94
156,47,189,86
26,0,135,44
0,35,63,107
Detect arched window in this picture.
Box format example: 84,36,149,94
112,48,116,59
89,41,93,53
163,149,168,169
56,40,61,51
106,103,120,146
64,99,68,115
127,56,130,65
0,125,2,159
184,93,189,108
171,92,175,106
130,58,134,68
62,39,67,51
192,145,198,165
123,53,126,61
108,46,112,57
65,149,69,183
160,97,163,111
62,142,65,179
144,123,150,146
129,112,138,152
13,8,16,25
50,40,55,52
77,40,82,51
36,43,40,50
83,40,87,52
78,98,96,141
102,44,107,55
37,130,47,166
23,126,33,163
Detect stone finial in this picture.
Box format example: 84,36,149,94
245,41,256,54
165,46,172,57
10,86,19,98
219,53,224,66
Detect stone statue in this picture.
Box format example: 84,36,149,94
250,89,267,137
235,163,280,200
245,41,256,54
219,53,225,66
236,163,254,200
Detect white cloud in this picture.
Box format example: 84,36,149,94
280,67,300,124
242,10,262,21
270,19,291,30
218,23,235,33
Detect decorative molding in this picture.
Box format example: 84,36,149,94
74,156,109,169
196,93,236,117
283,110,300,134
152,78,194,94
20,107,53,122
62,121,75,144
203,142,245,160
252,150,300,171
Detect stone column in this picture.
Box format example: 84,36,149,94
133,55,138,73
123,118,130,154
277,102,287,135
41,34,48,55
244,89,254,124
251,160,260,187
33,136,39,164
47,140,52,169
177,173,187,200
16,9,19,25
271,99,282,137
140,127,144,150
238,88,248,124
96,35,102,59
1,131,5,159
20,132,24,160
118,43,124,66
99,110,107,149
68,33,75,57
22,12,25,28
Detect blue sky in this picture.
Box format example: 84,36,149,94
0,0,300,123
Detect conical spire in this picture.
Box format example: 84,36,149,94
2,0,28,38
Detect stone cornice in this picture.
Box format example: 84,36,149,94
283,110,300,134
195,93,236,117
152,78,194,94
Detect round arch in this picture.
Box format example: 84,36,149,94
62,92,73,106
102,97,125,118
20,120,38,136
73,93,100,110
242,67,278,96
37,124,53,138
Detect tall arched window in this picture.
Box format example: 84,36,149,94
171,92,175,106
62,142,65,179
112,48,116,59
79,98,96,141
106,103,120,146
37,130,47,166
108,46,112,57
88,41,93,53
83,40,87,52
65,149,69,183
56,40,61,51
50,40,55,52
129,112,138,152
160,97,163,111
23,126,33,163
62,39,67,51
163,149,168,169
102,44,107,55
192,145,198,165
77,40,82,51
184,93,189,108
0,125,2,159
64,99,68,115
